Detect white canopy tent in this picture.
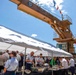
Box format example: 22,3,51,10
0,42,38,55
34,50,51,56
0,26,72,57
34,49,73,57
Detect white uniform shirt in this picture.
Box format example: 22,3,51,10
26,54,34,64
61,58,69,69
69,58,75,67
4,57,18,71
2,52,9,61
37,57,44,65
16,54,21,61
35,57,39,65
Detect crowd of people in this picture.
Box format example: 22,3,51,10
0,50,23,75
0,50,76,75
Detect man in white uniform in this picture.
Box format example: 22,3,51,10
25,51,34,70
69,57,75,75
16,51,21,62
3,51,18,75
61,57,69,75
35,56,39,66
37,53,44,67
2,50,9,61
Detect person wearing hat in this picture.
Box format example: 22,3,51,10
3,51,18,75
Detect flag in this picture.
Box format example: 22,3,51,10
56,6,59,10
60,10,62,14
53,0,56,7
53,0,63,15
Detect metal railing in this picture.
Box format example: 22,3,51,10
62,15,72,23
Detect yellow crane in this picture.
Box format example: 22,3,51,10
10,0,76,53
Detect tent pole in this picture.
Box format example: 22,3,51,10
39,47,53,75
39,47,44,51
22,47,27,75
5,44,13,50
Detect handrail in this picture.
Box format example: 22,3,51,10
63,15,72,23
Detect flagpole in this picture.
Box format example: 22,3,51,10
61,14,64,20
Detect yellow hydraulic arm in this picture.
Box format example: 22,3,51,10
10,0,76,52
10,0,73,41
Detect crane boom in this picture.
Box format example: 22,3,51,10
10,0,76,53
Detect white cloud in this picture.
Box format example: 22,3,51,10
51,7,55,13
31,34,37,38
32,0,54,7
55,0,64,5
31,0,67,14
58,4,63,10
62,10,68,14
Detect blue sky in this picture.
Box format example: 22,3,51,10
0,0,76,47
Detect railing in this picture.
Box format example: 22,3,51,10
62,15,72,23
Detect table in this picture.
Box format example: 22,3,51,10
16,69,65,75
0,69,68,75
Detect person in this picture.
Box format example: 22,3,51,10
55,57,60,66
44,56,49,63
25,51,34,70
0,52,5,72
19,53,24,71
2,50,9,62
0,50,10,72
61,57,69,75
37,53,44,67
35,55,39,66
50,57,56,67
16,51,21,62
69,57,75,75
3,51,18,75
